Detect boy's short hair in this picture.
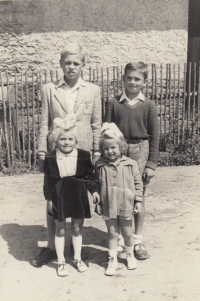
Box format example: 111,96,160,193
99,135,128,155
60,42,85,63
124,62,148,80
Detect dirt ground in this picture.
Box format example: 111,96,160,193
0,166,200,301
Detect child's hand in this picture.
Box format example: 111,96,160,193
47,199,53,215
142,168,155,184
93,192,100,204
133,201,143,214
92,154,101,167
38,153,46,173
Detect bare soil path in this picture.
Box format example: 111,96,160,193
0,166,200,301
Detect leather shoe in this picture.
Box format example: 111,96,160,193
31,247,57,267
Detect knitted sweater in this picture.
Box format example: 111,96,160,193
105,95,159,170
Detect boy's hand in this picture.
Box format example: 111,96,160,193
92,154,101,167
133,201,143,214
38,153,46,173
93,192,100,204
142,167,155,184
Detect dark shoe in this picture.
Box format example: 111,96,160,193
31,247,57,267
134,243,149,260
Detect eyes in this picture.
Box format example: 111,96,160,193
59,137,75,141
103,146,117,151
127,76,141,82
65,61,80,67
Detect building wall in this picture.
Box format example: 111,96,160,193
0,0,188,72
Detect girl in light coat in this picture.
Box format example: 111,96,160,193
95,123,143,276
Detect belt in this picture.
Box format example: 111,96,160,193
126,138,149,144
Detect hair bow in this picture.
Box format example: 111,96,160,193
53,113,76,130
101,122,123,139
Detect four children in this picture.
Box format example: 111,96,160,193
34,43,159,277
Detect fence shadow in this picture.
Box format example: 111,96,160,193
0,222,107,266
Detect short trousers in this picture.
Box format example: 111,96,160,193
126,140,150,186
102,214,134,221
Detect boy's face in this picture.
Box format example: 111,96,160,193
123,70,147,98
60,54,85,81
56,131,76,154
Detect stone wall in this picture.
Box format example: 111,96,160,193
0,0,188,72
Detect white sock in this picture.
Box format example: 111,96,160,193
108,249,117,260
125,245,134,255
72,235,82,261
133,234,143,245
55,235,65,264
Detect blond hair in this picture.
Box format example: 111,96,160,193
60,42,85,63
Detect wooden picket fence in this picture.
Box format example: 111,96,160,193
0,63,200,170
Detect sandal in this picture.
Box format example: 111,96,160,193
134,243,149,260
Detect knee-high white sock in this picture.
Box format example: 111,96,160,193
133,234,143,245
55,235,65,264
72,235,82,261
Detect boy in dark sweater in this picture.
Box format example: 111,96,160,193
105,62,159,260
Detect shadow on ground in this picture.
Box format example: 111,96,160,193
0,222,108,266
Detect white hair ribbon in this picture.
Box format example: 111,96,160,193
53,113,76,130
101,122,123,139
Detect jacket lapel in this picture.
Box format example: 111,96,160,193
54,88,68,115
74,85,87,113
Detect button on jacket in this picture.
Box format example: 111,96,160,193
95,156,143,218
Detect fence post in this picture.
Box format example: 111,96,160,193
0,72,11,168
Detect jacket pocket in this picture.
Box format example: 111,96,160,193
83,101,93,115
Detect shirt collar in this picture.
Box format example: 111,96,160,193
119,91,145,103
56,77,86,89
97,155,133,167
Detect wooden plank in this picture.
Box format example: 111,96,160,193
177,64,180,144
21,73,25,162
7,72,13,166
25,72,31,168
14,72,21,160
181,63,187,143
32,71,36,170
168,64,172,138
164,65,168,135
101,67,105,121
0,72,10,168
160,64,163,138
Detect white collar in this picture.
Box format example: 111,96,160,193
56,77,86,89
119,91,145,103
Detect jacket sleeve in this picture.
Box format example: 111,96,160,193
83,153,100,194
132,161,143,202
146,102,160,170
37,85,51,154
43,157,54,200
104,98,114,123
91,85,102,152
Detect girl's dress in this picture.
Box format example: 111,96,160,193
44,148,99,222
95,155,143,218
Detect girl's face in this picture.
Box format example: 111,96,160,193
102,139,121,162
56,131,76,154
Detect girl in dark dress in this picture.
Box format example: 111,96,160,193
44,116,100,276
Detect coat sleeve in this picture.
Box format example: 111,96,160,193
91,85,102,152
83,152,100,194
132,161,143,202
37,85,51,154
104,98,114,123
43,157,54,200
